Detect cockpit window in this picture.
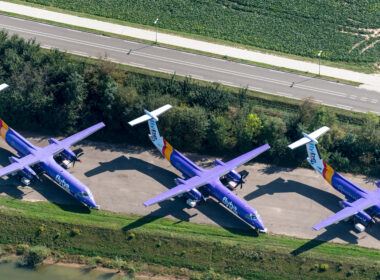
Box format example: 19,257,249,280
245,213,257,220
77,192,89,197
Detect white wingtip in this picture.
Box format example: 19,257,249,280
0,84,9,92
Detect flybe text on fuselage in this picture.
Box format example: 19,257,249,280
222,196,238,214
55,174,70,191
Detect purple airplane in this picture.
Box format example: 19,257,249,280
0,83,105,209
289,126,380,232
129,105,270,232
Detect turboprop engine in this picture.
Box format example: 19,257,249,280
175,177,203,208
49,138,82,169
214,160,245,189
339,200,373,232
9,156,37,185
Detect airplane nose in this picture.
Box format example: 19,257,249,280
253,215,266,232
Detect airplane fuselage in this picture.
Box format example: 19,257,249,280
307,142,380,224
159,139,266,231
1,123,97,208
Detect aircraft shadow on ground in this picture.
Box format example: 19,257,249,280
0,147,90,214
245,177,380,254
244,177,342,213
86,156,255,236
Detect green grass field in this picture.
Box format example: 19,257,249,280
11,0,380,73
0,197,379,279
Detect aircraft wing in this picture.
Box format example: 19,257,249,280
58,122,105,149
143,175,207,206
222,144,270,170
313,190,380,230
143,144,270,206
0,154,40,177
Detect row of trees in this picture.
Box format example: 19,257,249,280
0,32,378,175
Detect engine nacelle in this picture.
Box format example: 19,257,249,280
339,200,352,209
188,188,203,202
339,201,372,226
227,170,242,183
175,178,186,185
214,159,225,166
61,148,77,162
354,211,372,226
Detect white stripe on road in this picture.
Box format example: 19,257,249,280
336,104,353,110
129,62,145,68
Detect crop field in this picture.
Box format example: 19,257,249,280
15,0,380,68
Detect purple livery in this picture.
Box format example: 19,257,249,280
289,126,380,232
129,105,270,232
0,83,105,209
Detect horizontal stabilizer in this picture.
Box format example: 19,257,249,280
128,104,172,126
288,126,330,150
0,84,9,92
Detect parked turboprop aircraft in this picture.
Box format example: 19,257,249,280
0,83,105,209
288,126,380,232
129,105,270,232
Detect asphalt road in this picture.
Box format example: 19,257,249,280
0,14,379,114
0,133,379,250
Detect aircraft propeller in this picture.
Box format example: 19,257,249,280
238,170,249,189
72,148,84,166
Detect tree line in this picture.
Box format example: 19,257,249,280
0,32,378,176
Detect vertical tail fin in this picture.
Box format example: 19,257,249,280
128,105,173,156
0,119,9,140
288,127,330,176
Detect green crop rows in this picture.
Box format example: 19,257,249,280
17,0,380,66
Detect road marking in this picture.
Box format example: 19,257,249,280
41,44,53,49
108,58,119,63
336,104,353,110
188,74,204,80
371,111,380,115
184,52,197,56
72,51,88,56
153,46,168,51
129,62,145,68
360,97,368,101
248,86,262,91
159,68,175,73
349,95,357,100
268,69,281,73
209,57,225,62
276,92,293,98
315,99,323,103
370,99,378,103
218,80,237,86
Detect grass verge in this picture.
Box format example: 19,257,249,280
0,197,379,279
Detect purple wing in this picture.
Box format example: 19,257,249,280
0,123,105,178
143,176,206,206
59,122,105,149
143,144,270,206
222,144,270,170
0,154,40,177
313,190,380,230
